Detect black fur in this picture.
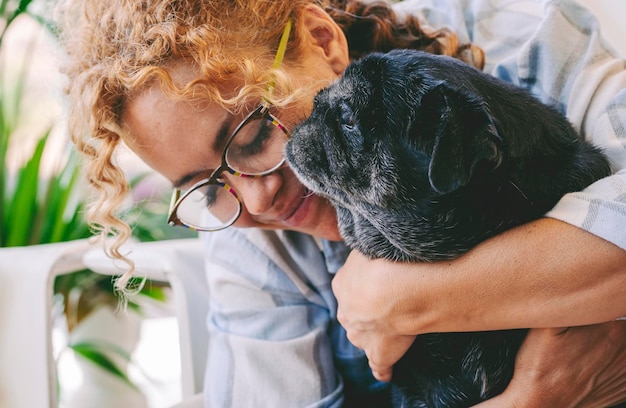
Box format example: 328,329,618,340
285,50,612,407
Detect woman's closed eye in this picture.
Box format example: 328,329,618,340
230,118,273,159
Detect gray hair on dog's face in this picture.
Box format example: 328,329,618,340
286,65,399,208
286,52,431,208
285,49,609,262
285,50,502,260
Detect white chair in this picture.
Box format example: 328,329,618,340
82,238,209,405
0,238,208,408
0,239,93,408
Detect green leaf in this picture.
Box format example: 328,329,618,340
0,13,40,246
15,0,32,13
64,203,91,241
69,341,139,391
4,132,48,246
0,105,8,245
0,0,8,18
45,150,84,243
140,285,167,302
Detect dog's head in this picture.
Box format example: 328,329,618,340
286,49,609,260
285,50,505,259
286,50,502,206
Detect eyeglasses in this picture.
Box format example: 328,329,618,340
167,20,292,232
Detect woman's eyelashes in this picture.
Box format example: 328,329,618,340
230,119,272,159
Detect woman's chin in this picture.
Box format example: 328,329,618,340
283,194,341,240
300,197,342,240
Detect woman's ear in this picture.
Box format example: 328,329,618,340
300,4,350,75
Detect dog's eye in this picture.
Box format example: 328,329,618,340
340,101,357,131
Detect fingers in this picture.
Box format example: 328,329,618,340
352,332,417,383
362,337,399,382
333,250,422,384
369,360,393,382
489,322,626,407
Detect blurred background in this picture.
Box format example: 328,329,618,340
1,1,624,407
0,1,197,406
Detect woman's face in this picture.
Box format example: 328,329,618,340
122,39,347,240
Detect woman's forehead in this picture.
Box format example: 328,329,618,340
121,81,235,187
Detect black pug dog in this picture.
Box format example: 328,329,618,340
285,49,612,407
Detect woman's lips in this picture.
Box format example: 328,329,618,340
281,188,314,227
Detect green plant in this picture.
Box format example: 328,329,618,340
0,0,195,392
53,269,167,391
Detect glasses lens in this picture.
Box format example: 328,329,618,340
176,183,241,230
225,114,288,175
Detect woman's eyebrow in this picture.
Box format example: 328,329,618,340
173,170,205,189
212,114,234,152
173,116,233,189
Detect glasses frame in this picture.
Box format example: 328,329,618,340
167,105,290,231
167,19,293,232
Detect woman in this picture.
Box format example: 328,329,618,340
58,0,626,406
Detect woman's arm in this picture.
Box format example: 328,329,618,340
333,218,626,381
474,322,626,408
334,0,626,388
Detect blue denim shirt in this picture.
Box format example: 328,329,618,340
203,228,387,407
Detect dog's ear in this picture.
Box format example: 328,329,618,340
424,83,502,194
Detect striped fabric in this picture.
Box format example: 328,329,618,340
201,1,626,406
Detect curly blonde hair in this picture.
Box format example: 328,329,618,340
58,0,483,289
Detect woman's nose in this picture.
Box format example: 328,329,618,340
229,173,282,215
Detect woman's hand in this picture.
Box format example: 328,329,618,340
333,218,626,383
332,251,415,381
475,322,626,407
